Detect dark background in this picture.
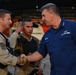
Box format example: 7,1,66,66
0,0,76,9
0,0,76,18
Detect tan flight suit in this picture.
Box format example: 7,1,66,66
15,36,41,75
0,32,19,75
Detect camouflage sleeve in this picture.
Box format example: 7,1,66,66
32,36,40,47
0,36,18,66
34,60,41,67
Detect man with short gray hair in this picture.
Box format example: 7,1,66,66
23,3,76,75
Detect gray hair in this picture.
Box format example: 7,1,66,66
39,3,60,15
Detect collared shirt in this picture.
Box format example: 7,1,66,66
37,18,76,75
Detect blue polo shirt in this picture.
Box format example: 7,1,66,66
37,18,76,75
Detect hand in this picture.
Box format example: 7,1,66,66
29,68,43,75
15,25,23,34
36,68,43,75
21,54,26,58
17,54,28,65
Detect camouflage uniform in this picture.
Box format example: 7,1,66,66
0,32,19,75
14,35,41,75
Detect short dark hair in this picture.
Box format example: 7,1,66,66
0,9,12,18
22,18,32,22
22,18,32,26
39,3,60,15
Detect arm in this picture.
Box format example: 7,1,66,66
9,25,23,48
0,43,26,66
26,51,43,62
0,35,26,66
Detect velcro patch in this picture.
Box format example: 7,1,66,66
0,43,6,50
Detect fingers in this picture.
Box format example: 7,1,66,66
15,25,23,33
17,54,28,65
37,68,43,75
21,54,26,58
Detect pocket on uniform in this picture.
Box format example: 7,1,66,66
60,34,71,39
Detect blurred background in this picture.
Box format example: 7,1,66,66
0,0,76,38
0,0,76,19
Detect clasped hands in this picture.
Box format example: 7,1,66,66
17,54,27,65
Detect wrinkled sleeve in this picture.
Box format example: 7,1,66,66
0,36,18,66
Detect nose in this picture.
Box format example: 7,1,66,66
10,20,12,24
42,17,44,21
30,27,33,31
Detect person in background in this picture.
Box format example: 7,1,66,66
22,3,76,75
14,18,43,75
0,9,26,75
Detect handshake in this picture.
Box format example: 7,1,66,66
17,54,27,65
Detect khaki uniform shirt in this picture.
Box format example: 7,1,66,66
0,32,18,66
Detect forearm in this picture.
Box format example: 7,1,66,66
0,53,27,66
9,32,19,48
0,53,17,66
9,25,23,48
26,51,43,62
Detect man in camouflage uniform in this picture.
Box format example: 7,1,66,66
14,18,43,75
0,9,27,75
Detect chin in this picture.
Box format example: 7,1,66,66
46,24,50,26
7,26,10,28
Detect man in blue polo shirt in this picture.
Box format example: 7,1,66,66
23,3,76,75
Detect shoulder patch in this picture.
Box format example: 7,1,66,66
0,43,6,50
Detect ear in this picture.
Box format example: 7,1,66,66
51,14,54,18
51,14,54,17
50,12,54,17
51,11,56,18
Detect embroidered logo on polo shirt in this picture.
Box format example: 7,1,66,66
61,30,70,36
45,38,48,40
